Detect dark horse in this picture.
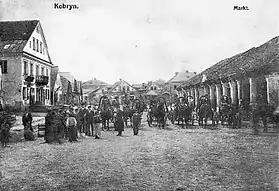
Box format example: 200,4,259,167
98,96,113,131
147,97,168,128
173,97,192,128
197,96,215,128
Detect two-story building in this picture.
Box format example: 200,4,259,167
0,20,52,110
108,79,137,104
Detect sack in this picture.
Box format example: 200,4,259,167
68,117,76,126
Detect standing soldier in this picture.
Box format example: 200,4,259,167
86,106,94,136
93,110,102,139
115,107,125,136
131,110,141,135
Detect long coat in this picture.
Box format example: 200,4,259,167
115,110,124,132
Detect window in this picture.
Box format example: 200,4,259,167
154,87,157,90
42,47,45,55
33,37,36,51
29,41,31,48
30,63,34,76
36,65,39,75
36,39,39,52
41,67,44,76
0,60,8,74
23,87,27,100
36,26,40,33
46,68,49,77
40,42,42,53
23,61,28,75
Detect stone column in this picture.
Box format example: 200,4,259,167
204,85,210,96
215,84,222,109
249,77,257,104
265,76,270,105
209,84,215,101
236,80,242,102
190,87,195,98
199,86,204,97
194,87,199,107
229,80,237,104
222,82,228,96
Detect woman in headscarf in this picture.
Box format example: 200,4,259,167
115,107,124,136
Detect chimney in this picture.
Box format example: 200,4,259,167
186,70,188,73
119,78,122,81
175,72,179,76
194,72,197,74
94,78,96,80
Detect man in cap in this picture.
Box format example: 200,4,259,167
85,106,94,136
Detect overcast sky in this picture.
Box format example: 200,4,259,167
0,0,278,84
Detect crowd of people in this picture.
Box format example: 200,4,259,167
42,104,143,144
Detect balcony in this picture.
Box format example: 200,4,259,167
35,75,49,86
24,74,34,82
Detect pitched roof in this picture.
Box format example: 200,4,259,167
0,20,39,53
59,72,76,83
168,69,196,83
183,36,279,87
109,79,134,92
0,20,39,41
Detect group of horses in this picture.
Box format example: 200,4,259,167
96,94,279,131
148,94,279,130
97,95,146,130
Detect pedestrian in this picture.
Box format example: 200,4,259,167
132,110,141,135
84,106,90,136
115,107,124,136
22,109,33,132
93,110,102,139
22,108,34,141
86,106,94,136
0,118,11,148
78,104,86,134
65,112,78,142
52,110,62,144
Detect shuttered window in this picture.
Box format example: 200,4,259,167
33,37,36,51
0,60,8,74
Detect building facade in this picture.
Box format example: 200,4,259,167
182,36,279,110
0,20,52,110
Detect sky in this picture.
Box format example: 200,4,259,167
0,0,278,84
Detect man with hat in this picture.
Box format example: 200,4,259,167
85,105,94,136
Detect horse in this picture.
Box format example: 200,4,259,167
175,103,192,128
147,98,167,128
197,96,215,128
98,96,113,131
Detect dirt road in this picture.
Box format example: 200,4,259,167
0,118,278,191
